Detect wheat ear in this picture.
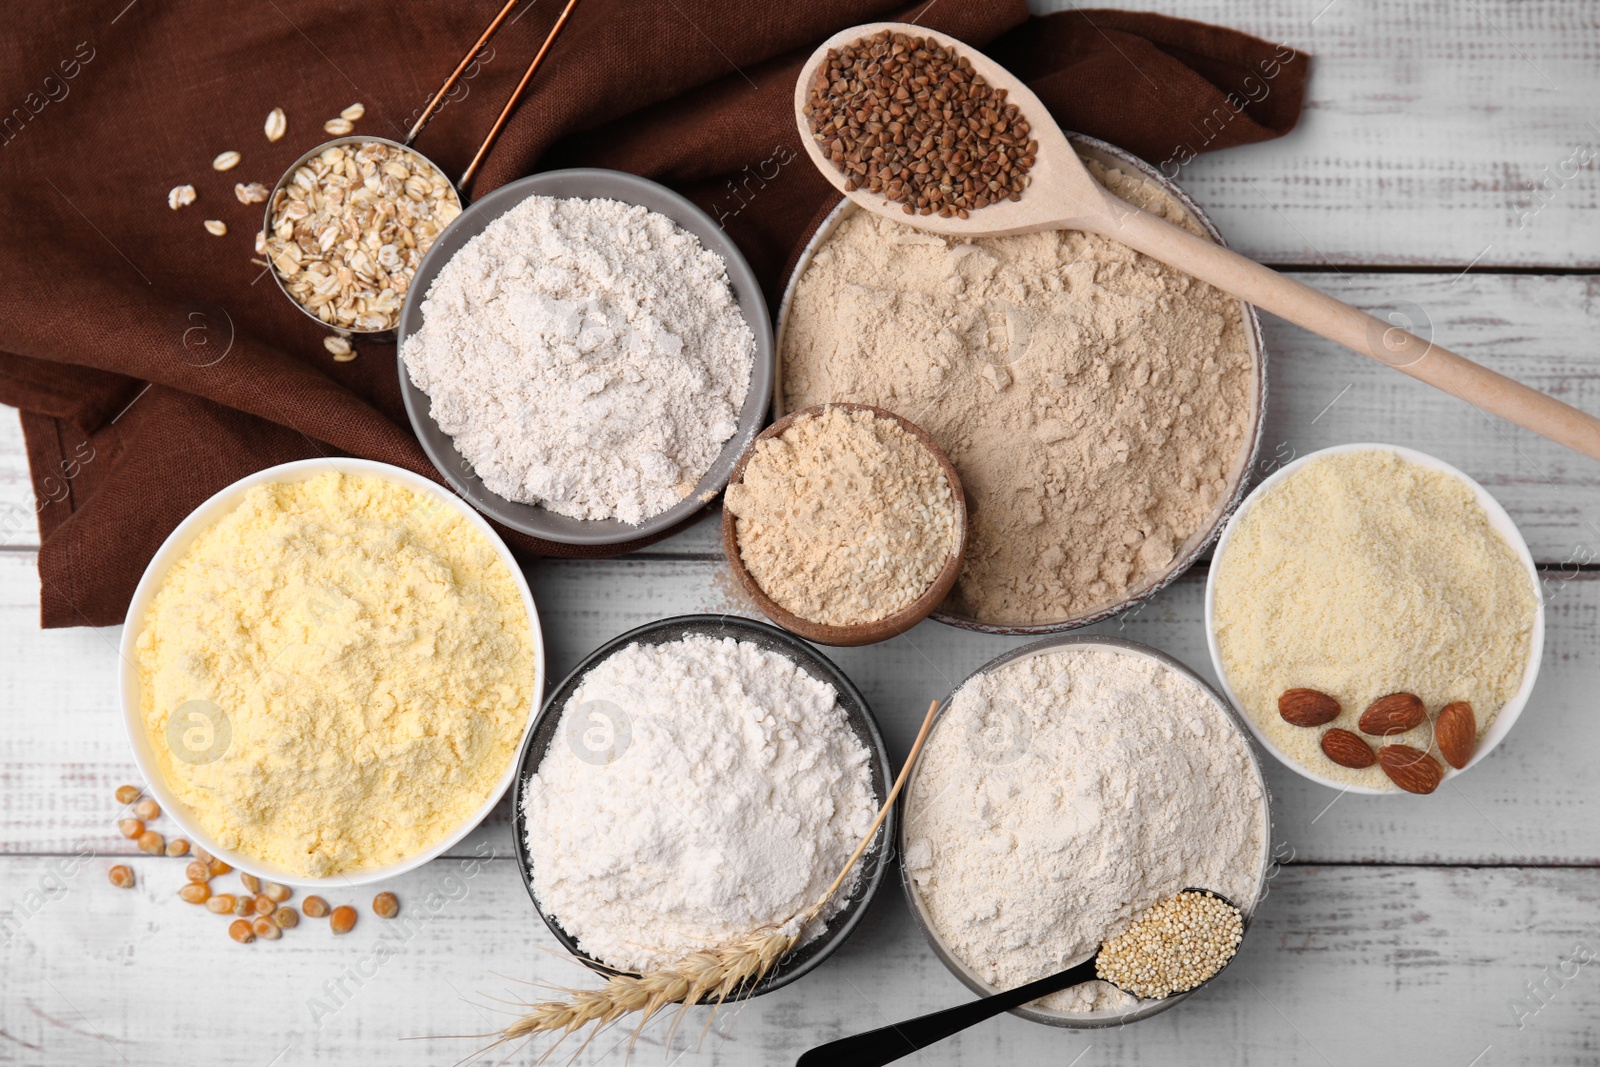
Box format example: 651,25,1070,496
479,698,943,1058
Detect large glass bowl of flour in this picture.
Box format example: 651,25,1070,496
899,635,1273,1027
397,168,775,546
775,135,1267,634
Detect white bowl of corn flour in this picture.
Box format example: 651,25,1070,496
1207,444,1543,794
901,636,1271,1026
119,459,543,886
514,616,892,993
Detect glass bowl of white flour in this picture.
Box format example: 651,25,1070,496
899,634,1273,1027
509,614,894,997
397,168,774,545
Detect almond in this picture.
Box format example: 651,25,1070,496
1378,744,1444,794
1359,692,1426,736
1435,701,1477,769
1278,688,1340,727
1320,728,1376,769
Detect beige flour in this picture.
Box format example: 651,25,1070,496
725,406,959,625
783,159,1255,625
1212,450,1538,789
904,644,1265,1016
135,472,537,876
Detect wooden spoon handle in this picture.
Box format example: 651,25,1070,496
1092,200,1600,460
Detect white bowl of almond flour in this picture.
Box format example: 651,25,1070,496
1207,444,1543,794
398,169,773,545
900,636,1271,1027
776,135,1266,633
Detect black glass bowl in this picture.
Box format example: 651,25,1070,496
510,614,894,999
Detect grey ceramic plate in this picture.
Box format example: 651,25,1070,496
510,614,894,999
397,169,774,545
898,634,1273,1028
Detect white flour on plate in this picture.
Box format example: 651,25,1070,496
401,195,754,525
904,644,1266,1015
521,635,877,973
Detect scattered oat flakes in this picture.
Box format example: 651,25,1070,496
168,184,196,210
323,335,352,357
323,118,354,136
333,350,358,363
265,107,287,142
234,182,269,205
204,219,228,236
212,150,241,171
340,102,365,121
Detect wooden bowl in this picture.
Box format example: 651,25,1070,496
721,403,967,647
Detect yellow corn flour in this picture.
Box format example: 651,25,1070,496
135,471,537,877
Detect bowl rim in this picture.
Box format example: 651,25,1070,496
1202,442,1547,795
116,457,547,887
719,402,969,646
772,132,1269,635
897,634,1274,1028
509,613,895,999
395,166,775,546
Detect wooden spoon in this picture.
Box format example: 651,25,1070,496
795,23,1600,461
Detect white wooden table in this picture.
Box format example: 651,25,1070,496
4,1,1599,1063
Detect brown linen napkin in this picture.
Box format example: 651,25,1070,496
0,2,1307,627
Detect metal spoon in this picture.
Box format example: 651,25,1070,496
793,22,1600,461
795,890,1245,1067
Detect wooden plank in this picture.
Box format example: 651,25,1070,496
3,551,1597,865
7,270,1598,562
0,409,34,551
1036,0,1600,268
1,857,1595,1065
1248,272,1600,561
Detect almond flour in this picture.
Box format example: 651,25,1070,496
1212,449,1538,789
782,159,1254,625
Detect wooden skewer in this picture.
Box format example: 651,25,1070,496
405,0,523,147
810,698,941,916
460,0,583,191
